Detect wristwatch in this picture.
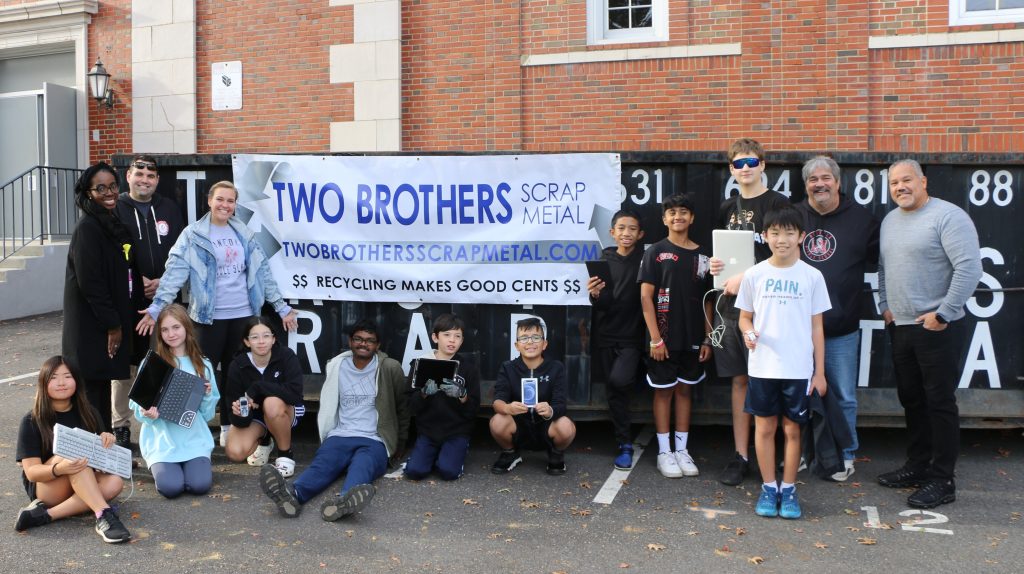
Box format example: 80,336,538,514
935,313,948,325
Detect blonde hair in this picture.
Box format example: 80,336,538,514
208,180,238,200
155,304,210,381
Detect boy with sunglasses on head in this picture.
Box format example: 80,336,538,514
710,138,790,487
490,318,576,476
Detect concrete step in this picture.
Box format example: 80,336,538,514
0,256,29,271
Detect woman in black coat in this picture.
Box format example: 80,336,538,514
62,163,142,432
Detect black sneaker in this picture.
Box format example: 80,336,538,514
491,449,522,474
113,426,131,449
718,452,750,486
546,449,566,476
14,499,51,532
320,483,376,522
259,464,302,518
877,464,929,488
95,507,131,543
908,479,956,509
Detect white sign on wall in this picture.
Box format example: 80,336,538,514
212,61,242,110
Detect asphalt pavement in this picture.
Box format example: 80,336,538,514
0,312,1021,573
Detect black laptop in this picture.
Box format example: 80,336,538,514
129,350,206,428
409,358,460,390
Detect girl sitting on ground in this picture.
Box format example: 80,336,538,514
15,356,131,543
131,303,219,498
224,316,305,477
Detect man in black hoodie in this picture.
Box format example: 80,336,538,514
111,155,185,448
587,209,645,470
795,155,879,482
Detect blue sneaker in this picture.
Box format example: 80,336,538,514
755,484,779,517
614,444,634,470
779,486,802,519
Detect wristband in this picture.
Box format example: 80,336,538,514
649,339,665,349
52,462,60,478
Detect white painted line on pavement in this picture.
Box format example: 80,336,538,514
593,425,654,505
1,372,36,385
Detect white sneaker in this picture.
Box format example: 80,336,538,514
247,437,275,466
674,450,700,477
274,456,296,478
657,452,683,478
778,455,808,473
219,425,230,448
830,459,855,482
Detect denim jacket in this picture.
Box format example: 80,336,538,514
147,213,291,325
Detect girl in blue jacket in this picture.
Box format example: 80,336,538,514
131,304,220,498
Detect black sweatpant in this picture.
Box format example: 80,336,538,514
197,317,251,426
596,345,643,445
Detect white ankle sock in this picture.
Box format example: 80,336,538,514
674,431,688,452
763,481,778,491
656,433,670,454
781,482,795,490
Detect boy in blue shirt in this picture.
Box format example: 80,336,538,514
736,206,830,519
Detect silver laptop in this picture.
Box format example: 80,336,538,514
712,229,755,289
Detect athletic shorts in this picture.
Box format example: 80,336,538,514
251,403,306,430
646,351,704,389
712,298,749,378
744,376,811,423
512,416,554,451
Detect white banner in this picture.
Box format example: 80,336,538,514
231,154,623,305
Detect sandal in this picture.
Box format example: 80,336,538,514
247,437,275,466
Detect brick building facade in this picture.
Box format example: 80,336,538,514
3,0,1023,167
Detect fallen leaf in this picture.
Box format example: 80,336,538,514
857,537,877,545
161,542,175,550
618,563,630,569
497,488,511,494
843,509,859,516
814,542,828,549
487,532,503,539
734,527,746,536
521,500,541,509
714,547,731,558
793,528,805,533
686,531,699,536
135,529,151,540
647,543,666,551
878,523,895,530
130,512,140,520
718,524,731,531
424,512,433,517
199,552,222,561
390,556,401,564
1010,512,1021,521
620,479,630,485
345,530,354,538
623,525,644,533
996,447,1010,458
748,556,765,565
579,481,593,489
462,498,479,506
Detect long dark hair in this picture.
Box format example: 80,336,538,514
32,356,101,453
155,304,211,381
74,162,134,249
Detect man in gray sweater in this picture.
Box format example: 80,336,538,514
876,159,982,509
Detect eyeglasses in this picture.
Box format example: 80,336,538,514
90,183,120,195
731,157,761,170
131,160,158,171
516,335,544,344
351,336,378,345
247,333,274,342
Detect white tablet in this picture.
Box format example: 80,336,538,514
712,229,755,289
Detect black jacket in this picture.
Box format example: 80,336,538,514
590,246,644,348
225,345,304,427
115,192,184,295
802,389,855,479
407,352,481,442
61,211,143,380
494,357,567,422
796,197,880,337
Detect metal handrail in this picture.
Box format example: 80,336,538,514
1,165,82,263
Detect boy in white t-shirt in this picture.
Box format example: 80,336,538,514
735,206,831,520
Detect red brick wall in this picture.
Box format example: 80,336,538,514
88,0,133,164
194,0,354,153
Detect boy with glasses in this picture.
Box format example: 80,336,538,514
710,138,790,486
490,318,576,475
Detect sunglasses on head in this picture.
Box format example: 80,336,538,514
131,160,158,171
731,157,761,170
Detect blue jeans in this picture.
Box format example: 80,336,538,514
404,434,470,481
824,331,860,461
292,436,388,503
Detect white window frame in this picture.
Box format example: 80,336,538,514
587,0,668,46
950,0,1024,26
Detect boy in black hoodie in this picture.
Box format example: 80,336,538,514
490,317,576,476
111,155,185,448
404,314,481,481
587,209,645,470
